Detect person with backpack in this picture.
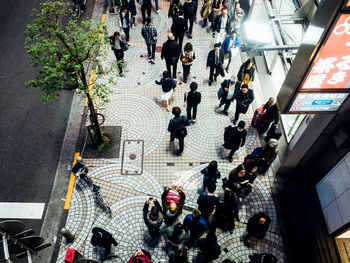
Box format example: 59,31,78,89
201,160,221,191
172,10,188,50
223,120,247,162
168,0,183,21
141,17,158,64
183,0,196,38
184,82,201,123
155,70,176,111
168,107,191,154
232,84,254,125
218,75,239,115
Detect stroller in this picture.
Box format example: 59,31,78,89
222,177,252,199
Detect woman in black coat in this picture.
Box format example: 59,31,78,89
237,58,255,86
259,97,280,134
244,212,271,247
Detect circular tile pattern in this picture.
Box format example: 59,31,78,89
97,45,164,93
101,93,167,159
171,91,259,161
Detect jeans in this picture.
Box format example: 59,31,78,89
146,43,156,59
187,104,197,120
182,64,191,81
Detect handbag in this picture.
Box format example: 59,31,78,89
217,87,224,99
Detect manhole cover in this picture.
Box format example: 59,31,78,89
129,154,136,160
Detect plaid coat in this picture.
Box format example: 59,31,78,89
141,24,158,45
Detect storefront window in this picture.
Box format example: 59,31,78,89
281,114,306,142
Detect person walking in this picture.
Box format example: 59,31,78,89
223,120,247,162
169,248,189,263
201,160,221,191
232,84,254,124
123,0,137,27
141,0,152,24
172,10,188,50
212,8,231,44
168,0,183,21
258,97,280,134
213,190,239,232
218,75,239,115
184,82,201,123
119,6,131,43
221,31,240,73
256,138,278,173
90,227,119,260
143,197,164,238
229,1,245,34
209,0,222,31
183,0,196,38
237,58,255,86
197,183,220,221
141,17,158,64
161,33,181,79
200,0,212,28
180,43,195,83
197,230,222,262
244,212,271,247
155,71,176,111
183,209,208,248
168,107,191,154
109,31,126,74
163,222,190,250
206,43,225,86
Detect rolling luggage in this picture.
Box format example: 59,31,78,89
251,104,265,128
266,124,282,140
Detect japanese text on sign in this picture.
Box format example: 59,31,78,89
301,14,350,90
289,93,348,112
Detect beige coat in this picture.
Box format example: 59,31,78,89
200,0,212,19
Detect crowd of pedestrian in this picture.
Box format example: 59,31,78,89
97,0,283,261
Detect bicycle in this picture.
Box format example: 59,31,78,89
70,157,112,214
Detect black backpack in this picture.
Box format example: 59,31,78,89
170,3,180,17
173,116,187,139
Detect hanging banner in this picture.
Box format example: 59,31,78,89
300,14,350,91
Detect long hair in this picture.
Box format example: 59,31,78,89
184,42,193,52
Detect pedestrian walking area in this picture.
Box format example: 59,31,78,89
57,2,286,262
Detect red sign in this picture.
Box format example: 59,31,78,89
301,14,350,90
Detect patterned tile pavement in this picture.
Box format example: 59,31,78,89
57,1,287,262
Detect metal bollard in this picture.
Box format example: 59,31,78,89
61,227,75,243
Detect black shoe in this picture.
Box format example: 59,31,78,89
214,76,217,81
233,119,237,125
228,157,233,162
209,80,213,86
222,110,228,116
176,150,183,155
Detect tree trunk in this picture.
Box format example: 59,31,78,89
86,93,104,146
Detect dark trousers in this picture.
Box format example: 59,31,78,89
122,27,130,42
209,65,221,81
182,64,191,81
154,0,159,10
146,43,156,59
171,133,184,153
113,49,124,73
141,4,152,22
166,59,178,78
187,232,201,248
186,18,194,34
233,104,244,121
219,96,232,111
175,34,184,50
228,146,239,159
224,51,232,70
147,225,161,238
186,104,197,120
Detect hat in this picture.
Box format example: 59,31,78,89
230,75,237,82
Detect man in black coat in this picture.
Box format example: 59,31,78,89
197,183,220,220
233,84,254,124
161,33,181,78
244,212,271,247
119,6,131,43
212,8,231,44
171,9,188,49
219,75,240,115
183,0,196,37
121,0,137,26
91,227,118,259
206,43,225,86
223,120,247,162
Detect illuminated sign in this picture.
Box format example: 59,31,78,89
301,14,350,91
347,0,350,7
289,93,348,112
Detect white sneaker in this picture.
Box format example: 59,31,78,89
156,10,159,14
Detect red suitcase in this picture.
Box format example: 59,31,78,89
251,104,265,128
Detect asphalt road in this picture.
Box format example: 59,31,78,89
0,0,95,261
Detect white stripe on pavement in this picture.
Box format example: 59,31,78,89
0,202,45,219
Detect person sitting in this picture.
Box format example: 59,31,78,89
162,185,186,225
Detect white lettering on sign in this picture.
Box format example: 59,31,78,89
312,57,337,74
334,16,350,35
304,74,327,89
328,71,347,84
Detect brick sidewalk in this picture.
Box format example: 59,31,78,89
56,1,287,262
